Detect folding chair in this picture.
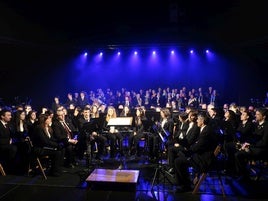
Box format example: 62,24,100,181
26,137,47,180
192,144,226,196
0,163,6,176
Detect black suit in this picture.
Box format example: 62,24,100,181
235,121,268,178
77,117,107,159
52,119,76,166
168,122,199,169
0,122,17,172
174,125,217,188
32,125,63,176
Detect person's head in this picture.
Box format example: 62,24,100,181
56,106,64,116
229,102,238,113
39,113,52,127
0,108,12,123
224,110,236,121
25,105,32,114
67,93,73,99
136,107,145,117
107,106,116,118
160,108,171,119
28,110,37,121
178,112,188,123
91,105,98,113
188,111,198,123
255,108,267,123
54,96,60,103
16,105,24,111
240,110,252,122
55,106,65,121
83,107,91,120
197,112,209,128
123,105,130,113
16,110,26,121
80,91,86,98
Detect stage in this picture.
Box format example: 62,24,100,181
0,155,267,201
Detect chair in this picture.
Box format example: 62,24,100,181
138,132,150,156
26,137,47,180
192,144,226,196
0,163,6,176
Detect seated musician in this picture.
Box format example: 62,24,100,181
235,108,268,182
0,108,17,174
224,110,254,175
76,106,107,161
103,106,123,158
128,107,147,157
148,108,174,161
168,111,199,174
32,113,64,177
52,106,78,168
174,112,217,192
11,110,31,174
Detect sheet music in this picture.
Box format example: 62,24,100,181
107,117,133,126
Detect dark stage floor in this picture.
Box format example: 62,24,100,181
0,155,268,201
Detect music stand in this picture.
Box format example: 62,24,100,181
150,125,174,197
83,119,103,167
107,117,133,163
107,117,133,127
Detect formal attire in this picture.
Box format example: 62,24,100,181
235,121,268,179
174,125,217,189
0,121,17,173
52,119,77,167
32,125,63,176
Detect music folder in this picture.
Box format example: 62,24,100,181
107,117,133,126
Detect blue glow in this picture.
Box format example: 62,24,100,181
206,49,209,53
152,51,156,55
190,50,194,54
71,47,226,97
99,52,103,56
84,52,88,56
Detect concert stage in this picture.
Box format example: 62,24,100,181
86,168,139,191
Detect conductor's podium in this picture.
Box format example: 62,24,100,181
86,168,140,192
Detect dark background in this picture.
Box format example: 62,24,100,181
0,0,267,108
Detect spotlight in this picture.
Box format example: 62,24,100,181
117,52,121,55
134,51,138,55
171,50,175,54
99,52,103,56
84,52,88,56
206,49,209,53
152,51,156,55
190,50,194,54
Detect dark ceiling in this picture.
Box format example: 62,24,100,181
1,0,267,49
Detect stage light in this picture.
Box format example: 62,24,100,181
84,52,88,56
171,50,175,54
152,51,156,55
190,50,194,54
206,49,209,53
99,52,103,56
117,52,121,55
134,51,138,55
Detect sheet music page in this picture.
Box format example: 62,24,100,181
107,117,133,126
